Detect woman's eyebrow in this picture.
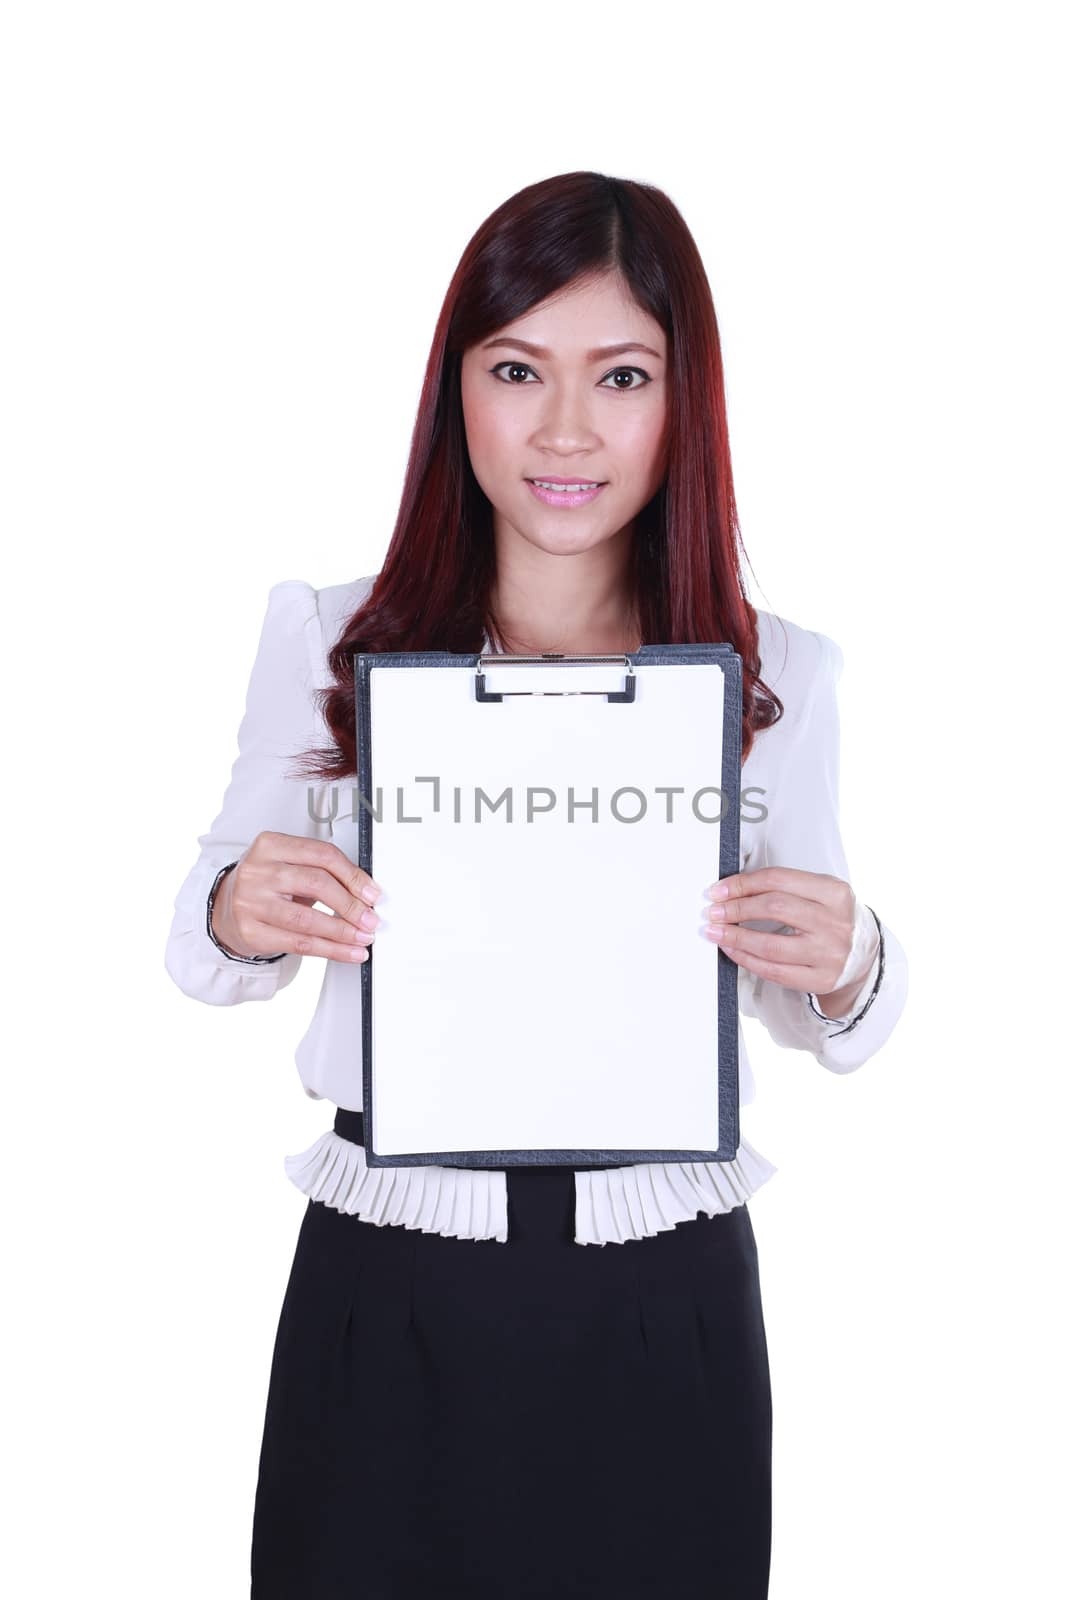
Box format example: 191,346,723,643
481,337,665,361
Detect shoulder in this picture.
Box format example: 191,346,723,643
249,575,377,700
313,572,379,650
260,572,378,645
746,608,845,763
753,606,843,696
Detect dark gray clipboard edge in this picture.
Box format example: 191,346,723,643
354,644,742,1170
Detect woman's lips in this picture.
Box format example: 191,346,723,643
525,479,607,508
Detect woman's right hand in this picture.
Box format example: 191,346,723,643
210,832,380,963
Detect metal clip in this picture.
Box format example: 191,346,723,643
474,652,636,703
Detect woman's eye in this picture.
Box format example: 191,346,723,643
490,362,539,384
599,367,651,391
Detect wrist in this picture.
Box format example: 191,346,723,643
813,899,882,1017
813,964,875,1019
807,907,886,1035
210,866,248,956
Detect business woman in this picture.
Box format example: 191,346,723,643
165,170,908,1598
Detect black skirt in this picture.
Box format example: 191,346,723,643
250,1111,773,1599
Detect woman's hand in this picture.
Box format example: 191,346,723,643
701,866,869,1010
211,832,381,963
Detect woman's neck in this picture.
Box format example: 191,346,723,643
488,545,640,656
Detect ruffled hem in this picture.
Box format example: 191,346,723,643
574,1135,779,1246
283,1130,510,1242
283,1130,778,1247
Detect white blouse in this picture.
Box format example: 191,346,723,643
164,575,908,1245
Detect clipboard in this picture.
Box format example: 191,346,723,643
354,645,742,1170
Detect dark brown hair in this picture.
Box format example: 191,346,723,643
294,169,782,781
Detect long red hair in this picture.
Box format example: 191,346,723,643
294,169,782,782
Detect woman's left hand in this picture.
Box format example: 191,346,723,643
701,867,862,1000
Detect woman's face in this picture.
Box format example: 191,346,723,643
460,271,670,558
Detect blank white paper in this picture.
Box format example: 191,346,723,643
366,658,727,1158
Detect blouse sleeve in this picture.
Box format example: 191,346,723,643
163,578,332,1006
739,628,909,1073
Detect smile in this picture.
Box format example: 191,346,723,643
525,480,607,508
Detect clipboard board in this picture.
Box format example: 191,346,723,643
354,645,742,1171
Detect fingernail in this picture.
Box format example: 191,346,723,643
363,883,381,904
706,883,729,900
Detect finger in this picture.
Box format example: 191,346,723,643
235,915,370,964
271,895,378,954
709,937,822,990
705,867,841,912
259,833,383,906
703,886,833,935
270,861,382,937
701,919,820,971
233,853,379,954
278,896,377,940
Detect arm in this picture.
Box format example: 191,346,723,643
163,579,331,1006
740,629,909,1074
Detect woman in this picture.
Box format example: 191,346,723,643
165,170,908,1598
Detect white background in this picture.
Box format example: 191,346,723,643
3,2,1063,1594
